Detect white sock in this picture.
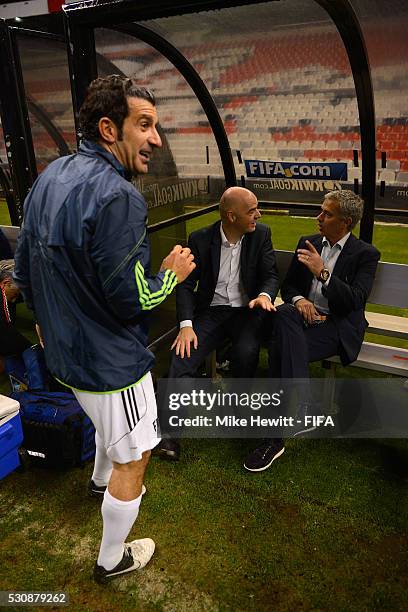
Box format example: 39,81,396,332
92,434,112,487
97,489,142,570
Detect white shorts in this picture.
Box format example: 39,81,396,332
73,372,161,464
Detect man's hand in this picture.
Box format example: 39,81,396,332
248,295,276,312
294,298,320,324
35,323,45,348
161,245,196,283
297,240,324,277
171,326,198,359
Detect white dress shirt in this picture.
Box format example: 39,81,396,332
180,224,249,329
210,224,248,307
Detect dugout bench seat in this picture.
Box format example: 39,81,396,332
2,225,407,377
275,250,408,378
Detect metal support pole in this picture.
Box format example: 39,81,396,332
0,20,37,224
316,0,376,243
111,23,236,187
63,14,97,144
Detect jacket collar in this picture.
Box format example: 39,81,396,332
211,221,222,281
322,232,351,251
331,233,358,276
210,220,252,285
78,140,128,179
308,234,324,255
219,223,245,248
308,232,357,275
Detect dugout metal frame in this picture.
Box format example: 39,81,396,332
0,0,388,241
0,19,37,224
62,0,377,242
0,25,72,223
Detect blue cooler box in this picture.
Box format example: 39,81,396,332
0,395,23,479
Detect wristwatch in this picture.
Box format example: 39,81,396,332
318,268,330,283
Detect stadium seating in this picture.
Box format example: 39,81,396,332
1,23,407,186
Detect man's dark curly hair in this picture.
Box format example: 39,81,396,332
79,75,156,142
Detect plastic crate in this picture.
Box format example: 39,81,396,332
0,395,23,479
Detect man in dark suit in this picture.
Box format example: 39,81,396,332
169,186,280,379
0,229,13,260
159,187,282,462
0,259,31,373
244,189,380,471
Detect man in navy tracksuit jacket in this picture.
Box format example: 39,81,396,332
14,76,195,583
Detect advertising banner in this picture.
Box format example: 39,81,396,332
245,160,348,181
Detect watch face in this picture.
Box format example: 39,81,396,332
321,269,330,282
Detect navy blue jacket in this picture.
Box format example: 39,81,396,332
13,141,177,392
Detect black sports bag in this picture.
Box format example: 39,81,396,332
11,390,95,468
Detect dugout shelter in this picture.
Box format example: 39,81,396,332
0,0,407,347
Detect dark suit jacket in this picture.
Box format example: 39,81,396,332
176,221,279,322
1,287,30,357
281,233,380,365
0,229,12,260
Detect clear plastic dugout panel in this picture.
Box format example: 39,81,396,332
95,28,225,223
141,0,362,207
16,34,76,174
351,0,408,211
0,122,12,225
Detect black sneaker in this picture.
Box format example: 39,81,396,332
94,538,155,584
88,479,106,498
88,480,146,499
152,439,180,461
244,439,285,472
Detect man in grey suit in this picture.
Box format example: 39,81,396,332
244,189,380,471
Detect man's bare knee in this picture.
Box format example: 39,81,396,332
112,449,151,472
109,450,151,500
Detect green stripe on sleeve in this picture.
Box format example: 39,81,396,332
134,261,177,310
